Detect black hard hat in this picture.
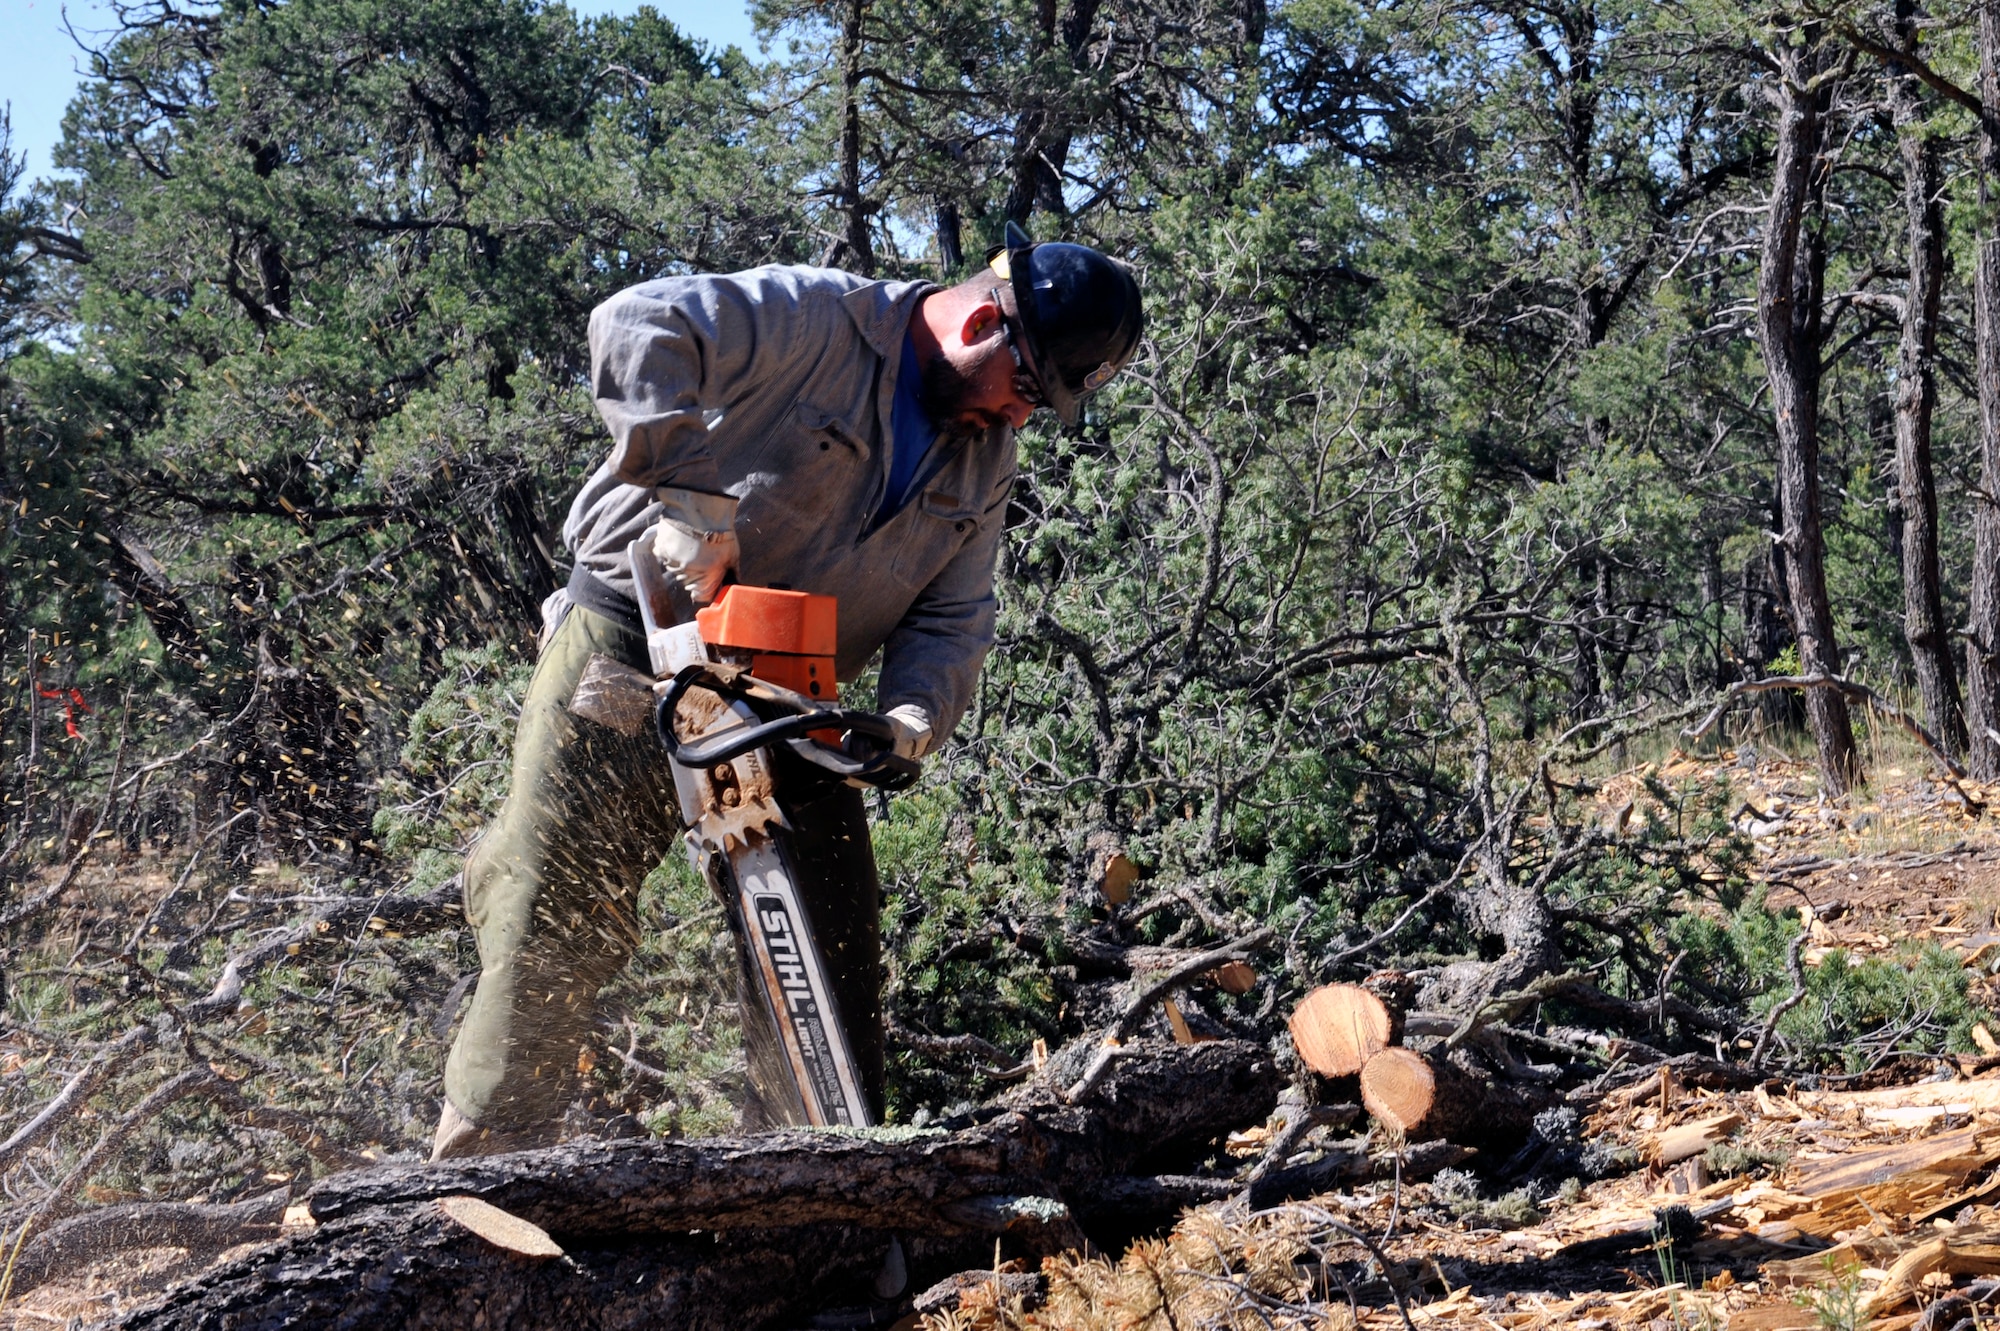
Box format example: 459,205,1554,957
991,220,1144,427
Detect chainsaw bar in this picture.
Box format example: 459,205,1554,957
728,838,872,1127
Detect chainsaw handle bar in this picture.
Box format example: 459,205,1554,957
655,663,920,791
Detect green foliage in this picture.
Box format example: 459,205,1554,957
1665,890,1984,1071
873,779,1064,1114
1668,893,1802,1010
0,110,41,355
371,645,530,885
1772,945,1983,1072
3,0,817,869
1792,1256,1868,1331
592,856,744,1139
1442,1186,1542,1231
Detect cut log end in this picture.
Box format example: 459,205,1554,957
439,1196,564,1259
1358,1047,1435,1135
1288,983,1394,1077
1097,853,1140,905
1210,960,1257,995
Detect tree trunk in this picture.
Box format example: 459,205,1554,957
1892,0,1967,756
837,0,873,276
1970,0,2000,776
1757,34,1860,793
1003,0,1103,224
934,196,964,278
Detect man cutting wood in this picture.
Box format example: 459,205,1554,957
432,225,1145,1159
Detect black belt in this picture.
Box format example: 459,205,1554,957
565,564,645,638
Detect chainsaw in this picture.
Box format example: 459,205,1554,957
628,540,916,1130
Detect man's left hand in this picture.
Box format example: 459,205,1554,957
652,487,739,604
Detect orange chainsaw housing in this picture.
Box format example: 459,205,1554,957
695,586,838,701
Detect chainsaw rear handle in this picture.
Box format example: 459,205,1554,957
655,663,920,791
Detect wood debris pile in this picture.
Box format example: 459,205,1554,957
915,752,2000,1331
919,1069,2000,1329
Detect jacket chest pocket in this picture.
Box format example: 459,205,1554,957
737,406,868,514
732,406,878,590
798,406,870,458
890,487,982,587
754,406,868,480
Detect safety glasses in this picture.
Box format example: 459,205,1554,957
990,288,1046,409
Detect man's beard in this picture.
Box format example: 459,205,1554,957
920,351,1006,433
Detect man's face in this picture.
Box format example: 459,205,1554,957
923,301,1041,433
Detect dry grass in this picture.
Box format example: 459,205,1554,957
922,1207,1357,1331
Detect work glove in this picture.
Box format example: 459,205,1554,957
652,487,739,605
883,704,934,760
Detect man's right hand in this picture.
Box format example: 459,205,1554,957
653,487,739,604
883,704,934,760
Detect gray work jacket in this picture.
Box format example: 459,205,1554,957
559,265,1016,741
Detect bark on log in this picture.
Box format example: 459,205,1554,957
1362,970,1416,1043
112,1040,1280,1331
310,1127,1067,1240
115,1205,902,1331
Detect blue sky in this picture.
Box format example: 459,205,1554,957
1,0,760,186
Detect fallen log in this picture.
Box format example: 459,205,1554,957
1858,1233,2000,1319
4,1187,289,1296
112,1040,1281,1331
115,1203,899,1331
1781,1124,2000,1237
307,1125,1063,1238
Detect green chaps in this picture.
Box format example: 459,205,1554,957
441,604,884,1134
